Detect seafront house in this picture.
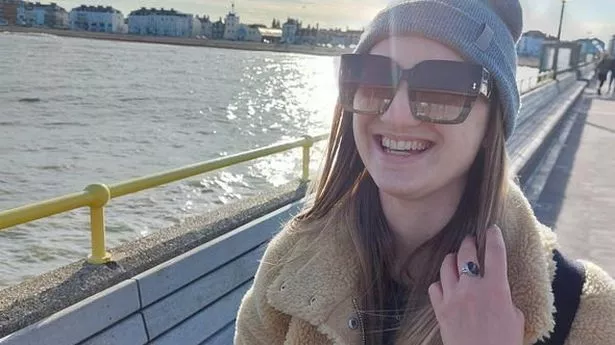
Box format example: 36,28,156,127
0,0,67,28
197,15,212,38
219,5,281,43
315,28,361,47
281,18,298,44
24,2,68,28
69,5,126,33
210,17,225,39
517,30,556,58
0,0,26,25
127,7,200,37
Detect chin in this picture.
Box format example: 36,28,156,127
372,174,436,201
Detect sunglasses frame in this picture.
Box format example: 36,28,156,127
339,54,493,124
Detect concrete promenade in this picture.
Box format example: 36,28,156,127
536,84,615,277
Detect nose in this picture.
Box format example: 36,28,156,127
380,81,423,127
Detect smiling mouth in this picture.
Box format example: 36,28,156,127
378,135,434,156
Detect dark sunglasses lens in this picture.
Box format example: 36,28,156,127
410,91,468,122
342,84,395,114
339,54,398,114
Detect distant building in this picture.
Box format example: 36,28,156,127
222,5,258,41
197,15,212,38
281,18,299,44
609,35,615,56
576,38,605,62
315,28,362,47
128,7,200,37
256,27,282,43
222,5,239,40
517,30,555,58
220,5,277,42
210,17,225,39
69,5,125,33
0,0,26,25
295,26,317,45
22,2,68,28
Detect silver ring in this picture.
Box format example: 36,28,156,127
460,261,480,277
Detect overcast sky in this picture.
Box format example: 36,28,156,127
57,0,615,44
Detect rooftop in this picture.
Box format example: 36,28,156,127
71,5,121,14
257,27,282,37
24,1,66,11
129,7,190,17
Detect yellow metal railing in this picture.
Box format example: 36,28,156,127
0,133,328,264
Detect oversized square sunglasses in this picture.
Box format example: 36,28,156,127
338,54,493,124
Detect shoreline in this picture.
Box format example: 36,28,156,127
0,25,353,57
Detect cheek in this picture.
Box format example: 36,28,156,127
352,114,370,146
439,103,489,154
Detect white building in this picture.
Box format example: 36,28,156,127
256,27,282,43
69,5,125,33
23,2,68,28
196,15,212,38
128,7,199,37
222,6,240,40
281,18,298,44
220,4,269,42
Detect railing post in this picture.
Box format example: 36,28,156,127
85,183,112,264
302,135,313,182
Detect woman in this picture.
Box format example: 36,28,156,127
234,1,615,344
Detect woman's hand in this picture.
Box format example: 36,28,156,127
428,225,524,345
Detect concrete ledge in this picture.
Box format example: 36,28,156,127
0,181,308,338
513,81,588,180
511,81,588,175
0,280,141,345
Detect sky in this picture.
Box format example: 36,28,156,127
55,0,615,45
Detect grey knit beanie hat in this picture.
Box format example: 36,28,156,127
354,0,523,139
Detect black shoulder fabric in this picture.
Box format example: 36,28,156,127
534,249,586,345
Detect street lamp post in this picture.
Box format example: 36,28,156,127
552,0,568,79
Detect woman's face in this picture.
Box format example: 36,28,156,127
351,35,491,200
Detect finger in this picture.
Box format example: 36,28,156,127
484,225,508,280
457,235,479,280
440,253,458,296
428,281,443,307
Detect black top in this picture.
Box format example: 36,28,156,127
381,279,408,345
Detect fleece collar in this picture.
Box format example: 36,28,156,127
267,182,558,345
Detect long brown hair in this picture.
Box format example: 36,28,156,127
296,88,510,344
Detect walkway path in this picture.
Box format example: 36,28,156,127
536,85,615,277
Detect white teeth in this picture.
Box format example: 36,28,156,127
380,136,431,151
